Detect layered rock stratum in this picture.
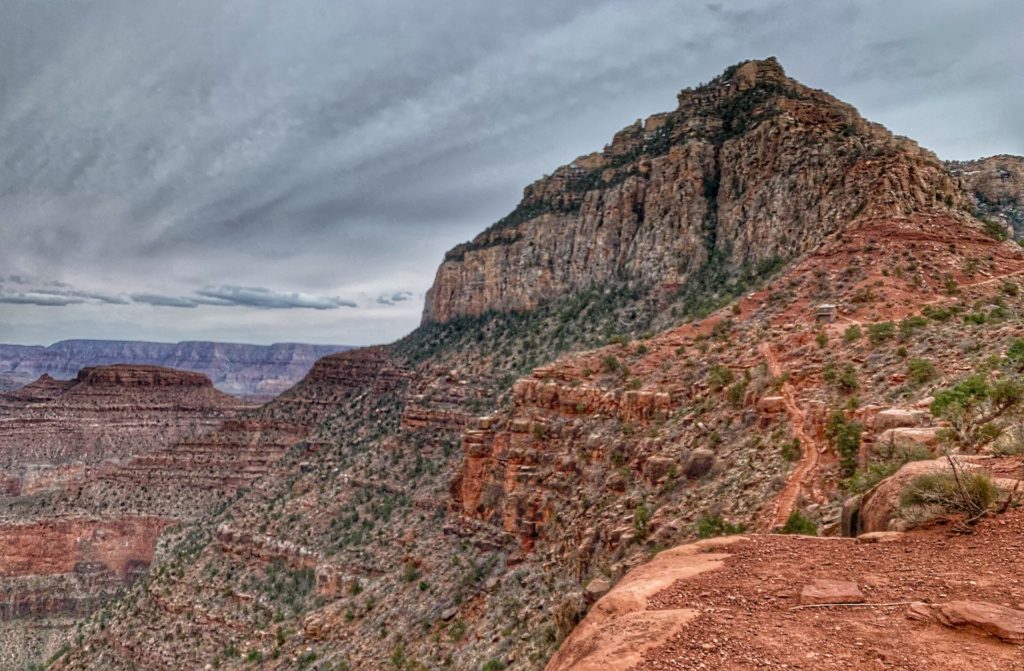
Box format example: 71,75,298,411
0,365,255,668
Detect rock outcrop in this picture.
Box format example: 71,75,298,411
424,57,966,323
908,600,1024,644
950,154,1024,237
549,509,1024,670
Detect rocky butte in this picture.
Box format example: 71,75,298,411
4,58,1019,670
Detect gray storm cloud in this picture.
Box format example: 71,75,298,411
0,0,1021,345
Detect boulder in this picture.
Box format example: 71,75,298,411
859,458,1020,533
799,579,865,605
683,448,715,479
908,601,1024,644
586,578,613,600
859,459,958,533
873,427,942,453
757,396,786,413
855,531,905,544
872,408,930,432
643,456,676,482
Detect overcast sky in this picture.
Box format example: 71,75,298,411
1,0,1021,346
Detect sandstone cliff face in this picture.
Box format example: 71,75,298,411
950,154,1024,237
423,58,965,323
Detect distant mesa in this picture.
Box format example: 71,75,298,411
0,339,354,398
75,364,212,388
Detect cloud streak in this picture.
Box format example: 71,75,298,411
195,286,358,310
3,279,363,310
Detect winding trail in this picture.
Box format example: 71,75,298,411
759,341,821,530
772,267,1024,527
836,268,1024,330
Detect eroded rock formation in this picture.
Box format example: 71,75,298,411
424,58,965,323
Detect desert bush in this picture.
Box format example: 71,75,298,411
634,502,652,539
843,324,862,342
930,373,1024,451
1007,338,1024,370
922,305,954,322
696,515,746,538
726,380,748,408
907,358,936,385
823,362,858,391
899,315,927,338
867,321,896,345
901,470,999,514
844,445,932,494
709,364,735,390
826,411,863,477
779,510,818,535
781,438,801,462
602,355,623,374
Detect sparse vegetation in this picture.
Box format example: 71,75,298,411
779,510,817,536
907,358,936,386
867,321,896,345
709,364,735,390
697,515,746,538
901,469,1001,523
930,372,1024,451
826,411,863,477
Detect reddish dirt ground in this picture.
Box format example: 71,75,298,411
629,511,1024,670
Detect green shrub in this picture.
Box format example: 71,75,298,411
826,411,863,477
779,510,818,535
907,358,936,385
709,364,735,390
899,315,927,338
867,321,896,344
781,438,801,462
901,470,999,513
963,311,987,325
1008,338,1024,370
633,503,652,539
602,355,622,374
482,661,507,671
922,305,954,322
696,515,746,538
726,380,748,408
981,217,1009,241
843,324,862,342
931,374,1024,450
844,445,932,494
